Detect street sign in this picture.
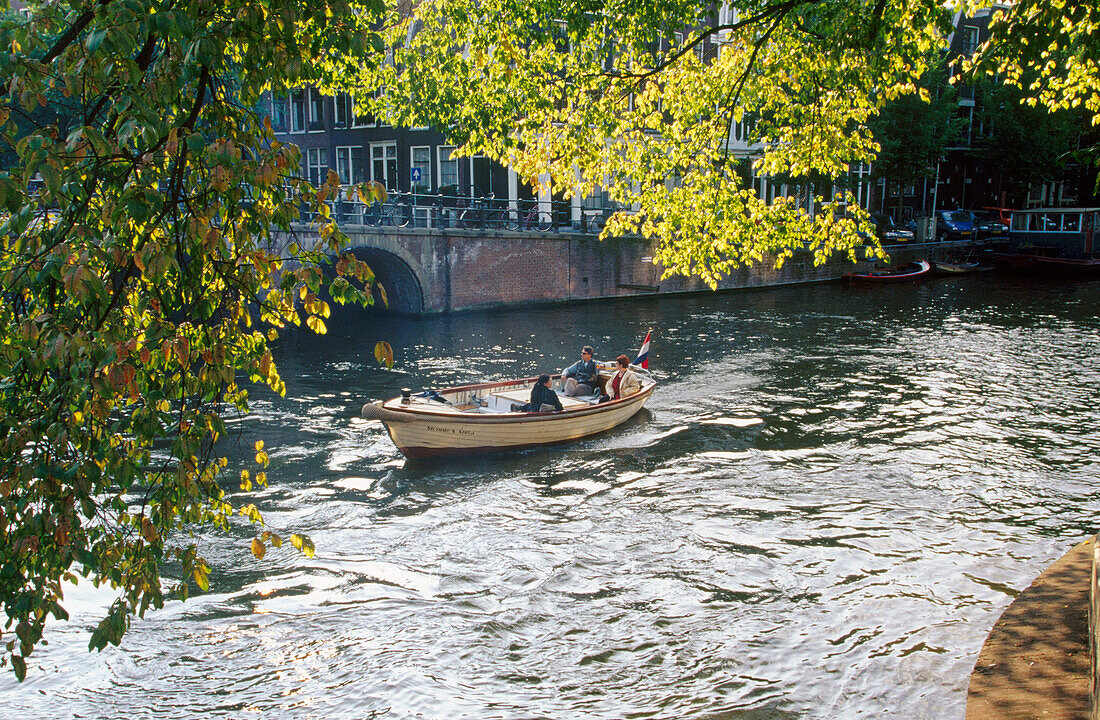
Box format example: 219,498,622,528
410,167,422,183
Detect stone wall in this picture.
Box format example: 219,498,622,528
292,225,938,314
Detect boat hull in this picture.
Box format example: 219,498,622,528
362,377,656,458
933,261,992,274
996,253,1100,275
845,259,931,283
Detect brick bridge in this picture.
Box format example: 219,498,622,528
282,224,890,314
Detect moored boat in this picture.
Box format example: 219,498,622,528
933,260,982,274
845,259,931,283
361,368,656,458
998,207,1100,276
932,258,995,274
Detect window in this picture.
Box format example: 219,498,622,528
411,146,431,192
438,145,458,193
290,90,306,133
371,143,398,190
1064,213,1081,233
308,89,325,131
270,94,288,133
961,26,980,55
334,93,351,129
552,21,570,53
336,146,367,184
353,106,373,128
305,148,327,187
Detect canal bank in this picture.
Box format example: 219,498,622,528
283,223,947,314
966,537,1093,720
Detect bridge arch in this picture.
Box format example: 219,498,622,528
346,246,424,314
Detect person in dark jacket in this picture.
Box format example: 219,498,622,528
512,374,563,412
561,345,600,396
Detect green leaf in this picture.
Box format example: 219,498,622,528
11,655,25,682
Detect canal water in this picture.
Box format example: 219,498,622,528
4,275,1100,719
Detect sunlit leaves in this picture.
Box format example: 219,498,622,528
0,0,383,679
374,340,394,369
366,0,955,278
962,1,1100,131
289,533,315,559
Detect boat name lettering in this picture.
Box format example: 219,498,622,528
425,425,475,436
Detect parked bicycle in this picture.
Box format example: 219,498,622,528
458,193,509,229
505,201,554,232
362,192,413,228
581,201,628,233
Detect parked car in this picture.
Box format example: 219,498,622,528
971,209,1009,241
935,210,976,241
871,213,914,242
980,206,1014,226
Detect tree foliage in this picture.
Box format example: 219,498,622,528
869,58,961,212
972,77,1085,201
0,0,384,679
963,1,1100,168
367,0,962,285
965,1,1100,125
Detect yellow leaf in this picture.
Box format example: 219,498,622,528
374,341,394,369
141,518,158,543
251,538,266,559
375,283,388,309
193,564,209,592
290,533,315,558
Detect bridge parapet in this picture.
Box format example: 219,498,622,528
277,224,876,315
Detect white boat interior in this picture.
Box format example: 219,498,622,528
402,377,610,414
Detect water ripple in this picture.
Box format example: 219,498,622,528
5,279,1100,719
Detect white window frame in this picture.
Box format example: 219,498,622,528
305,147,327,187
290,90,306,133
269,93,288,133
336,145,368,185
410,146,432,192
308,89,325,132
438,145,458,192
334,93,351,129
370,142,398,190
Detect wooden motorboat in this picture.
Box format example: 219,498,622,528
933,259,994,274
845,259,932,283
933,260,980,274
361,367,656,459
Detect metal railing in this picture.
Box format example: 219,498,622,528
305,191,632,234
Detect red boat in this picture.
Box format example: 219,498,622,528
845,259,932,283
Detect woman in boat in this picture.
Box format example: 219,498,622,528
513,374,563,412
604,355,641,401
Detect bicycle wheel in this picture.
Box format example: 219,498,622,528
536,212,554,232
504,210,520,231
364,203,382,226
391,201,412,228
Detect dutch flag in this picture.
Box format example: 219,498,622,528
632,330,651,370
